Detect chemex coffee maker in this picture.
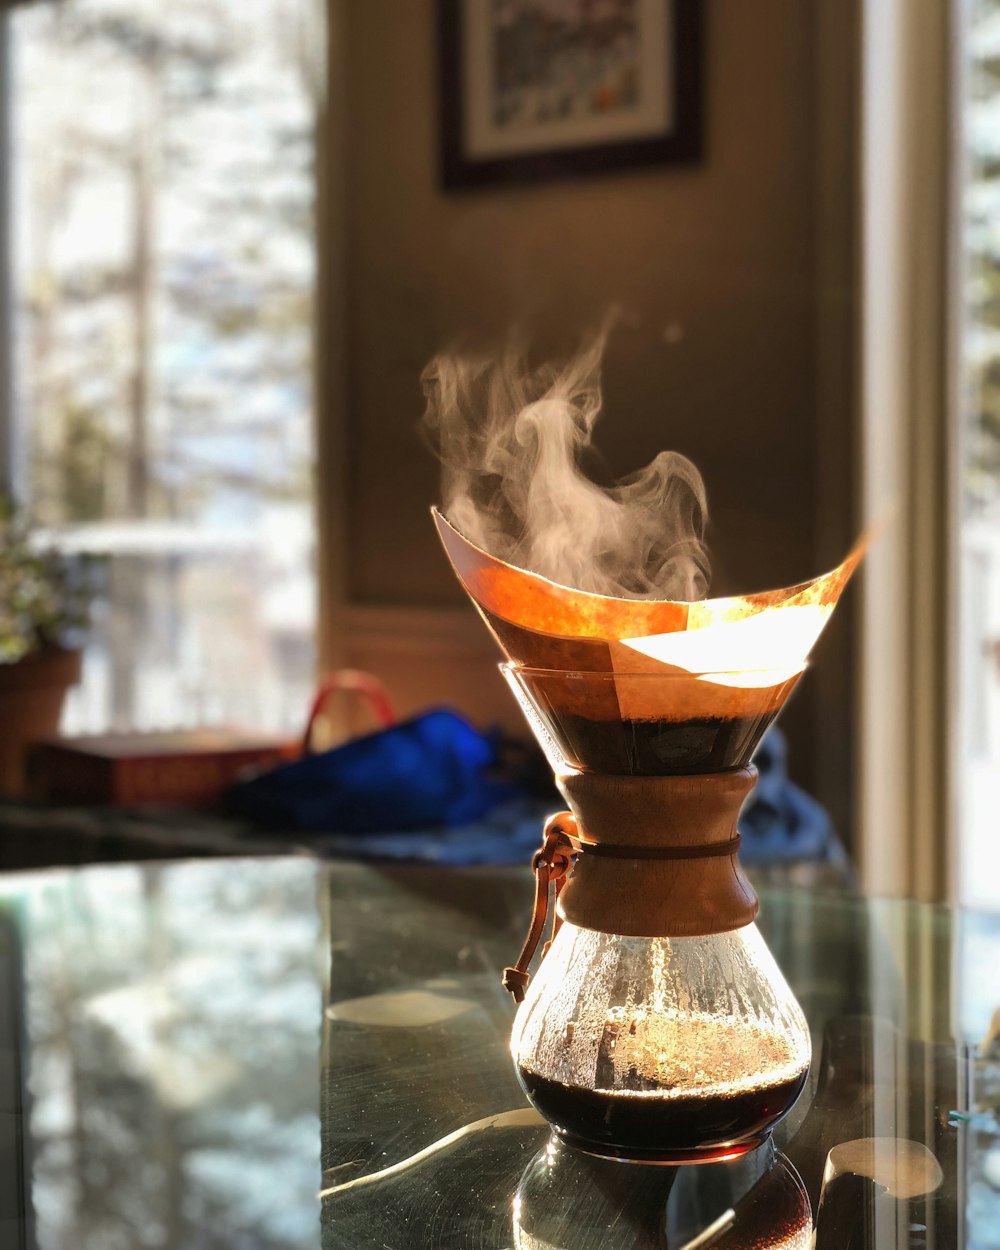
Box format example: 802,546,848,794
433,507,861,1166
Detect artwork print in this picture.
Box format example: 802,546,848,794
440,0,702,187
490,0,645,135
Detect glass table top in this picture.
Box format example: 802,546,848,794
0,855,998,1248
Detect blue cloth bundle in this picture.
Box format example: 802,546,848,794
226,708,517,834
227,710,841,873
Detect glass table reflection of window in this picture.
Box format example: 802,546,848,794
0,857,998,1248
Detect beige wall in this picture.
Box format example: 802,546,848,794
331,1,857,830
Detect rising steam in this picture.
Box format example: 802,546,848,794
422,323,710,600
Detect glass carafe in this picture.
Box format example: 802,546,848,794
512,921,810,1162
499,666,812,1162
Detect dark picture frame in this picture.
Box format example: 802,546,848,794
439,0,703,191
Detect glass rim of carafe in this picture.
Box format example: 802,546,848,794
500,661,809,681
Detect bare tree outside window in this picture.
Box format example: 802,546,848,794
962,4,1000,905
10,0,319,733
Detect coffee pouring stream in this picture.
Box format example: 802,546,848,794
433,507,864,1163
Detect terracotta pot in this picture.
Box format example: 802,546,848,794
0,647,82,797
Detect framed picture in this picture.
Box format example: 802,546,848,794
439,0,703,190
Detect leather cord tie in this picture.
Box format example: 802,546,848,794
579,835,741,860
502,813,578,1003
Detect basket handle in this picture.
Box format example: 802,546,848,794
302,669,397,755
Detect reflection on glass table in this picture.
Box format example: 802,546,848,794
1,857,1000,1246
322,863,999,1250
0,858,323,1250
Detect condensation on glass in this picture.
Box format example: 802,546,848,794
512,920,811,1161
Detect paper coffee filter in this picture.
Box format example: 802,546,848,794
434,507,861,641
619,605,827,674
606,653,803,722
433,507,865,723
433,507,690,642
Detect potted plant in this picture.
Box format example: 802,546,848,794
0,494,92,796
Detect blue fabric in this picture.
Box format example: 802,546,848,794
228,712,840,869
739,727,837,864
227,708,517,833
305,796,553,866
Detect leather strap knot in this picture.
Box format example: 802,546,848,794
502,812,578,1003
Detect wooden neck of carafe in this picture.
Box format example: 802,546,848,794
554,766,759,938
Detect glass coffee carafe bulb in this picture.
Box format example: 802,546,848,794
486,663,815,1163
512,920,811,1163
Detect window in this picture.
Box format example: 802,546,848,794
4,0,321,733
960,0,1000,907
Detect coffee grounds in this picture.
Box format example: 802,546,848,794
554,712,779,774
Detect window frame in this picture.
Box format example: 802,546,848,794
856,0,959,902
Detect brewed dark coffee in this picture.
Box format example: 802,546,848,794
554,712,779,774
516,1009,809,1162
516,1066,808,1162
